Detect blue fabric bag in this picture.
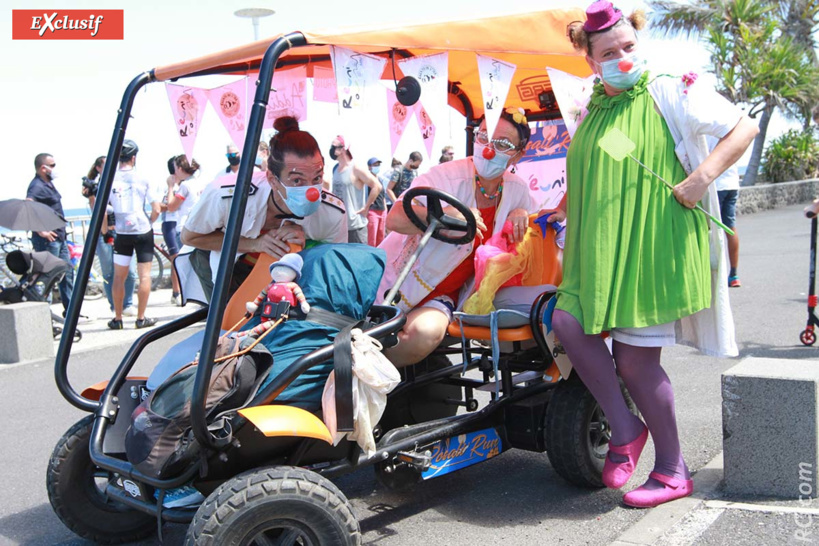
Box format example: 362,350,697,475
148,243,386,409
241,243,386,409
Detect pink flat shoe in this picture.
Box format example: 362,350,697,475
602,424,648,489
623,471,694,508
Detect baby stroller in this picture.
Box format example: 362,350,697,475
0,249,82,341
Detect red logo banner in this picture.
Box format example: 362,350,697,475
12,10,124,40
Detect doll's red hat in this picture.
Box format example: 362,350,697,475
583,0,623,32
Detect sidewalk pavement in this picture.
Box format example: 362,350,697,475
52,288,205,355
612,451,819,546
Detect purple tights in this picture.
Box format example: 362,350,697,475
552,310,689,481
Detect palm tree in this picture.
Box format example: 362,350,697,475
648,0,819,185
772,0,819,64
724,27,819,184
771,0,819,127
648,0,728,38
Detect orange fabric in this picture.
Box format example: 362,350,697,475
462,214,562,315
420,206,496,306
446,321,533,342
151,9,591,119
520,215,563,287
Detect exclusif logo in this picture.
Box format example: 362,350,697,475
12,10,124,40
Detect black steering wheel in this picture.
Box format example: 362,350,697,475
402,186,477,245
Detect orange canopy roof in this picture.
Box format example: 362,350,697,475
152,8,592,119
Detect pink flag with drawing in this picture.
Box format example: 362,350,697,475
415,102,436,158
386,88,414,155
165,84,208,162
207,78,247,151
255,66,308,127
312,66,338,103
476,54,517,138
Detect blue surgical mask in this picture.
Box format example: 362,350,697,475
595,52,646,90
371,166,380,175
277,183,322,218
473,142,511,180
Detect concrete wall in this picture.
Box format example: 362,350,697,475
737,179,819,215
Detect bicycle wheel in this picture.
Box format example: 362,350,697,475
150,249,164,291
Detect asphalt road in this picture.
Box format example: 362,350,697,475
1,204,817,546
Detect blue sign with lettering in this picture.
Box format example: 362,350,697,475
519,119,571,163
422,428,502,480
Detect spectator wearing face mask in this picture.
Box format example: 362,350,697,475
256,140,269,171
224,144,241,174
27,153,75,312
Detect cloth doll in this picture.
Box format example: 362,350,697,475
242,253,310,338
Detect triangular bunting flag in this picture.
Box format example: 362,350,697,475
386,88,414,156
248,66,309,128
415,102,436,158
398,52,448,152
330,46,387,115
207,78,248,151
165,84,208,162
545,67,596,139
476,54,517,138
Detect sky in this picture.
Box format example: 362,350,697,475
2,0,796,213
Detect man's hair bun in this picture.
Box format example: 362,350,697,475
273,116,300,134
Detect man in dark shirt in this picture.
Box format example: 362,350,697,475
366,157,388,246
387,151,423,203
26,153,74,311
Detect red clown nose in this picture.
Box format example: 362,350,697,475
618,59,634,72
306,187,321,202
482,146,496,160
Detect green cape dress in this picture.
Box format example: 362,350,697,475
556,72,711,335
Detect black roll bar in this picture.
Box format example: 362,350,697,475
54,71,155,412
54,30,478,433
190,33,307,451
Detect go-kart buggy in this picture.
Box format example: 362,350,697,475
47,7,634,545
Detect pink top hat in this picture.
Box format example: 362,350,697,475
583,0,623,32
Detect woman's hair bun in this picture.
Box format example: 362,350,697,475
273,116,300,134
